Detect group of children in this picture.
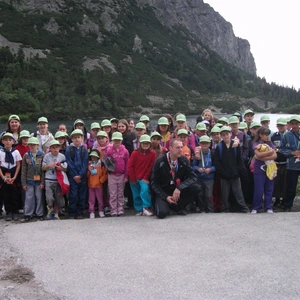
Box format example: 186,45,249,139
0,109,297,221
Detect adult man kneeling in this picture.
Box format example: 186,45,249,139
151,138,202,219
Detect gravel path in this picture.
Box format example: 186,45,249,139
1,202,300,300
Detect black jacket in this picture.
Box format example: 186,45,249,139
214,141,244,180
151,154,197,200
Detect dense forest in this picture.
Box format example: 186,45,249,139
0,1,299,121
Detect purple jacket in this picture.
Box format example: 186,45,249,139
106,144,129,178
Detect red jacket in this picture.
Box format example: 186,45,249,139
128,149,156,183
15,144,30,158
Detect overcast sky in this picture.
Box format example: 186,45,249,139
205,0,300,90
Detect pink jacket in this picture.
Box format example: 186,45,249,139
106,144,129,178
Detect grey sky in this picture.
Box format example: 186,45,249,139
205,0,300,90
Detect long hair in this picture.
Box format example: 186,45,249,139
253,126,272,145
118,119,129,135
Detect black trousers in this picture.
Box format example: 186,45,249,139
1,183,20,214
155,183,202,219
284,169,300,208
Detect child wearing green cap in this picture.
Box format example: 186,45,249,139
87,150,108,218
21,137,45,222
0,133,23,221
128,135,156,216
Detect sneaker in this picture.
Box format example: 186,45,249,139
20,217,31,223
46,210,54,220
117,214,124,217
136,211,143,216
5,213,12,221
53,216,60,220
99,211,105,218
251,210,257,214
104,207,110,213
266,209,274,214
90,213,95,219
143,208,153,216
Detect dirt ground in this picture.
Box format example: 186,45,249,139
0,197,299,300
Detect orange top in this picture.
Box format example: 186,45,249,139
87,165,108,188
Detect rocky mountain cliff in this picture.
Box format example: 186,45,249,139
0,0,298,119
3,0,256,75
137,0,256,75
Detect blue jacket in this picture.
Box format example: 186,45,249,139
280,130,300,170
192,150,215,180
65,145,89,179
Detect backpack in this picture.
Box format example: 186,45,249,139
69,146,86,160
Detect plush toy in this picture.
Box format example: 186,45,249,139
255,143,277,180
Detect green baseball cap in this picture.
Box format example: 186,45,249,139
49,140,60,147
177,129,188,136
243,109,255,116
228,116,240,124
139,115,150,122
276,118,287,126
196,123,207,131
260,115,270,122
215,123,223,128
101,119,111,127
220,126,232,133
135,122,146,130
199,136,211,143
70,129,83,138
158,117,169,126
139,134,151,143
55,131,66,139
210,126,221,133
74,119,84,126
238,122,248,130
97,131,108,138
8,114,20,122
1,132,14,140
90,122,100,130
38,117,48,124
89,149,100,158
150,131,162,139
110,118,118,123
111,132,123,140
249,121,261,129
176,114,186,122
218,117,228,124
19,130,31,139
289,115,300,123
28,137,39,145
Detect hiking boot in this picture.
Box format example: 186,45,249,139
143,208,153,216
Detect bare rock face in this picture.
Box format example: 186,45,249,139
77,15,103,42
43,17,60,34
137,0,256,74
132,35,144,54
2,0,65,13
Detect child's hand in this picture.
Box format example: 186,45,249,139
55,165,64,171
195,152,201,160
124,178,128,183
142,179,149,184
204,168,211,174
198,168,204,173
10,177,15,184
39,184,44,189
23,185,28,191
73,176,81,183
